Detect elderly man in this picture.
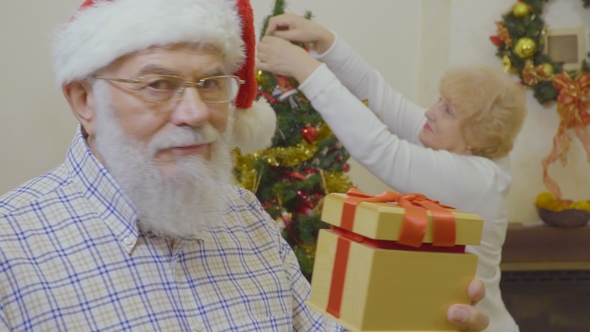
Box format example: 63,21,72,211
0,0,489,331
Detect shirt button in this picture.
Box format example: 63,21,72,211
123,237,134,245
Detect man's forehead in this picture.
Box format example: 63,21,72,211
107,43,228,77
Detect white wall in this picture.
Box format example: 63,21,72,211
0,1,81,193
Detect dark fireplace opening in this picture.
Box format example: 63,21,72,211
501,270,590,332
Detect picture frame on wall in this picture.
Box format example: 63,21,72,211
543,27,587,72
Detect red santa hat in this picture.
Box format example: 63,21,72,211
53,0,276,154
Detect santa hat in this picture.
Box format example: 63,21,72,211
53,0,276,154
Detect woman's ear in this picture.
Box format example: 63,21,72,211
62,80,97,137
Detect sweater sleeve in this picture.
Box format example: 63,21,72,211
298,64,499,208
310,36,425,144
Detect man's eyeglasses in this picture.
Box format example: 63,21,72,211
93,74,245,105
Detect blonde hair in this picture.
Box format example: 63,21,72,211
439,66,526,159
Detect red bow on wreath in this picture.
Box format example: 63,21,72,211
542,72,590,201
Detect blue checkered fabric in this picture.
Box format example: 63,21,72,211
0,129,344,332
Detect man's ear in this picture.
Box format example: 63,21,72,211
62,80,98,137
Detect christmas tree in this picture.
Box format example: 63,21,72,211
233,0,353,280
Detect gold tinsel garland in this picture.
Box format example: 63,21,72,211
233,123,353,194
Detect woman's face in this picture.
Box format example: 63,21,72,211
419,98,471,155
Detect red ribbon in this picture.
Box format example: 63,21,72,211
342,188,457,248
327,235,351,319
542,72,590,201
332,227,465,254
326,188,459,319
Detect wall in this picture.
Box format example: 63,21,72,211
0,1,81,193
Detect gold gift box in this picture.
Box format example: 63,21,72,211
307,193,484,331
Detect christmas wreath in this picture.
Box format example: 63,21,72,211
491,0,590,225
490,0,590,105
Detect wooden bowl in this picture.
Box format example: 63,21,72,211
537,208,590,228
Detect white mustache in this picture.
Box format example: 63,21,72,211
149,125,219,156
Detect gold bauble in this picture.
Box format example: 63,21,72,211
255,70,266,85
512,3,531,18
513,38,537,58
540,63,554,76
502,55,512,72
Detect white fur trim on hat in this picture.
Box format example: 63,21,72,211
52,0,244,86
233,99,277,154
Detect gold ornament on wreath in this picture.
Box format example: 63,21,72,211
490,0,589,105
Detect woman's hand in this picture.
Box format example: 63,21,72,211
265,13,335,54
447,278,490,331
257,36,322,83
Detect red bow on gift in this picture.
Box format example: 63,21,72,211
342,188,457,248
542,72,590,200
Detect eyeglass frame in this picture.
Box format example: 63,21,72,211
93,74,245,105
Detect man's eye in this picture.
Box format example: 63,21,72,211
201,79,221,90
147,79,176,90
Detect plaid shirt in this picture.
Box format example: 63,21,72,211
0,129,344,332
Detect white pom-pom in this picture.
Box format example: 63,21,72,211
233,99,277,154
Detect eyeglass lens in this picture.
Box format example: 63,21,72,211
141,75,239,104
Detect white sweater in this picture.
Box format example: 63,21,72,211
299,36,519,332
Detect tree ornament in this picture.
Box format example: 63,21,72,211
272,75,298,101
512,3,531,18
489,35,503,47
255,69,266,85
540,63,554,76
276,211,293,232
522,60,553,86
343,164,351,172
301,126,318,144
495,21,512,47
502,55,512,73
513,37,537,58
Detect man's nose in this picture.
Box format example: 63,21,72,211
170,87,211,128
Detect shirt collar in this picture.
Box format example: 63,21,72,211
65,126,139,254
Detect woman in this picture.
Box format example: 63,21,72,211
257,13,526,332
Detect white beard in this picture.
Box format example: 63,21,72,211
92,81,234,238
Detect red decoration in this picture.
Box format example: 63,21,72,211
343,164,350,172
301,126,318,144
279,212,303,245
542,72,590,201
285,170,307,181
263,199,278,210
257,91,278,104
489,35,503,47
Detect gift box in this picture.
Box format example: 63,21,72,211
307,189,483,331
